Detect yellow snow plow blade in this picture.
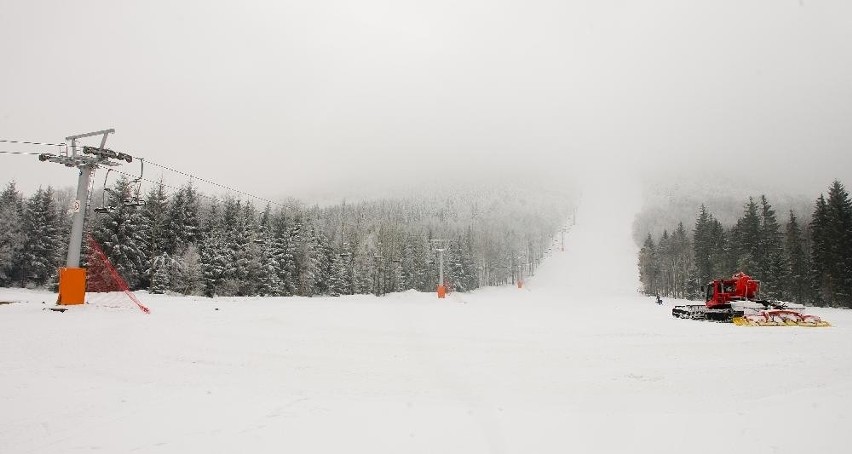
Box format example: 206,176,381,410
733,312,831,327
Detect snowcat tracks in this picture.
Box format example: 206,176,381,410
671,305,732,323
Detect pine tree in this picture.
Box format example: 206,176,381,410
0,182,24,286
693,205,714,289
413,236,431,291
326,253,347,296
400,234,417,291
139,182,170,289
200,224,229,297
459,229,478,291
758,195,787,299
270,211,295,295
90,177,147,289
825,180,852,306
671,222,693,298
150,252,173,294
353,237,376,294
166,183,200,254
657,230,671,296
288,216,308,295
785,211,809,304
18,187,63,287
214,197,243,296
300,226,327,296
234,202,263,296
447,239,471,292
638,233,658,296
733,197,761,275
255,214,283,296
171,244,203,295
810,194,830,306
336,240,355,295
707,217,727,278
649,224,692,298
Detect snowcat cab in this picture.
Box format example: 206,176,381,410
704,272,756,309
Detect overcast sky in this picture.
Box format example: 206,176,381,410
1,0,850,202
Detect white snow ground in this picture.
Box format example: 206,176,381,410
2,182,851,454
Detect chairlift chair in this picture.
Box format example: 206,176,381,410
123,158,145,209
93,169,115,214
92,158,145,213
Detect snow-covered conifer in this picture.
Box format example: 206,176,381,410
0,182,24,286
90,177,147,289
171,244,203,295
785,211,809,304
140,182,170,289
150,252,173,294
166,183,200,254
19,187,63,286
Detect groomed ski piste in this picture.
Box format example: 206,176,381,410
2,176,851,454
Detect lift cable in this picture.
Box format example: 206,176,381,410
2,137,282,208
108,168,261,206
131,157,283,207
0,149,45,156
0,138,67,147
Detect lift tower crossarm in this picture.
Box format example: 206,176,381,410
66,128,115,158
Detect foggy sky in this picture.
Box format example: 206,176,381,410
1,0,850,201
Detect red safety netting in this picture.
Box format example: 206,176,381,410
86,235,150,314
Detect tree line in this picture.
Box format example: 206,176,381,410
638,180,852,308
0,178,570,297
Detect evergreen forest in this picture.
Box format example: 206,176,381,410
639,180,852,308
0,178,571,297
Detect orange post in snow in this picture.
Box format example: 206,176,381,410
437,284,447,298
517,279,523,289
58,267,86,305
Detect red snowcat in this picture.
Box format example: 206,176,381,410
671,272,830,327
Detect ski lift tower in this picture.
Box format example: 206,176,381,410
517,254,525,289
38,129,131,306
430,239,449,298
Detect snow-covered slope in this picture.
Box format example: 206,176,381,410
2,181,850,454
529,170,641,298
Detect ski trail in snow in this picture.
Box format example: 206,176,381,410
530,165,641,299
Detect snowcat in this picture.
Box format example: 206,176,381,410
671,272,830,327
